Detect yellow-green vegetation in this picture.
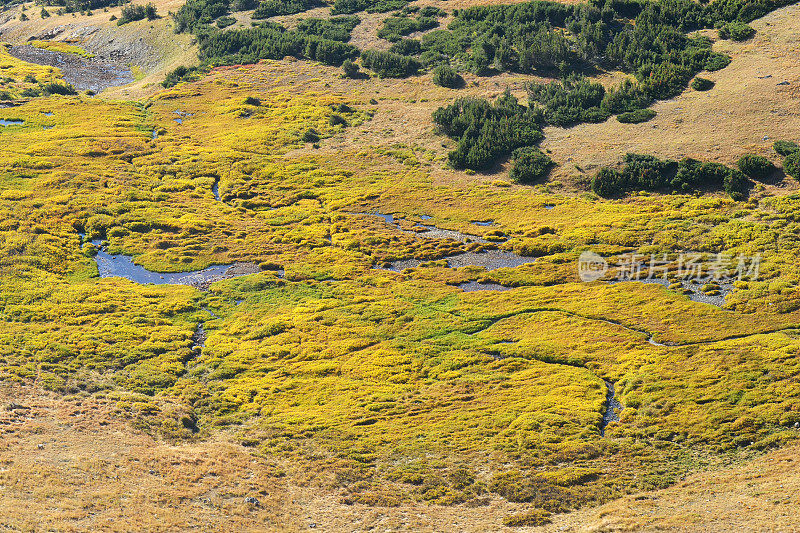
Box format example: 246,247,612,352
2,53,800,523
29,40,96,59
0,43,61,99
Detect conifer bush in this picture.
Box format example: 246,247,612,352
432,65,462,88
774,140,800,157
510,147,554,184
737,154,775,180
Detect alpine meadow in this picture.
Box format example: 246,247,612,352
0,0,800,529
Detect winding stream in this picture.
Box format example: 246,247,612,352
611,277,732,308
86,237,260,290
600,380,623,436
359,213,534,276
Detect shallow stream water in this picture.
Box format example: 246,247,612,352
86,237,260,289
8,46,133,93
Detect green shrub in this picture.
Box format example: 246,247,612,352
737,154,775,180
42,82,77,96
719,22,755,41
331,0,408,15
296,16,360,42
216,15,236,28
592,167,626,197
691,77,714,91
252,0,314,19
592,154,749,200
432,65,462,88
529,75,607,127
329,114,347,126
162,65,203,88
723,168,749,201
117,2,157,25
617,108,656,123
510,147,554,184
774,140,800,157
360,49,420,78
388,38,421,56
785,152,800,180
434,91,544,171
198,25,359,67
302,128,320,142
600,79,651,114
704,53,731,71
243,96,261,106
639,61,692,100
378,13,437,42
342,59,360,78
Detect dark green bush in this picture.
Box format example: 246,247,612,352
360,49,420,78
592,154,749,200
199,25,359,66
388,38,421,56
723,168,749,201
296,16,359,42
510,147,554,184
232,0,258,9
528,75,607,127
639,61,692,100
329,114,347,126
784,152,800,180
162,65,203,88
774,140,800,157
173,0,229,33
302,128,320,142
704,52,731,71
737,154,775,180
342,59,360,78
216,15,236,28
419,6,444,17
432,65,462,88
252,0,315,19
41,82,78,96
719,21,755,41
118,2,157,25
691,77,714,91
433,91,544,171
600,79,651,114
331,0,408,15
243,95,261,106
378,13,438,42
617,108,656,123
592,167,626,197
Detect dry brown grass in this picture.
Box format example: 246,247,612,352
0,385,527,532
3,383,800,532
0,385,295,531
538,445,800,532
